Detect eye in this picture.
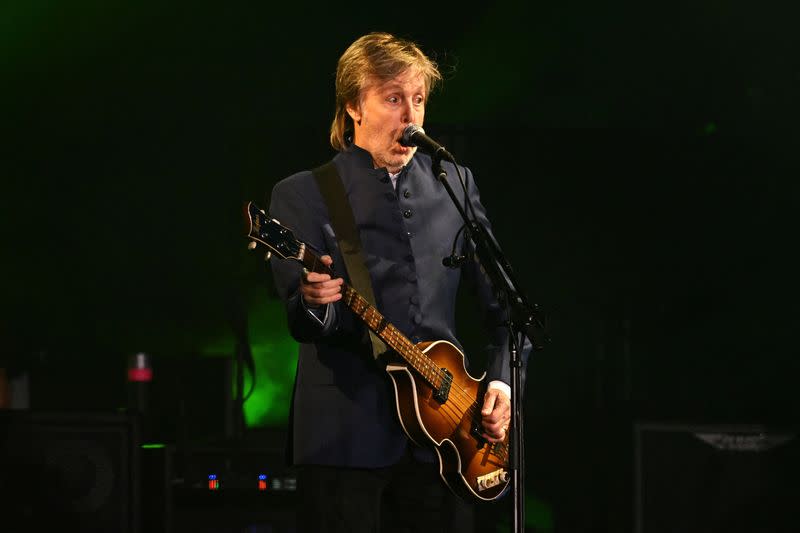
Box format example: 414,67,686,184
414,95,424,106
387,96,399,104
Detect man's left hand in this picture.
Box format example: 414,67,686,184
481,387,510,443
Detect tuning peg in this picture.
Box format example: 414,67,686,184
247,241,257,250
264,251,272,262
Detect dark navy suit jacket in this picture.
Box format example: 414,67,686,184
269,145,529,468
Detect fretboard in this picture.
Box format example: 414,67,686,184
343,285,448,390
300,247,446,390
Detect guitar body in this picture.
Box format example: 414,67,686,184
244,203,510,503
385,340,510,502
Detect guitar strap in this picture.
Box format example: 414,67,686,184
312,160,386,359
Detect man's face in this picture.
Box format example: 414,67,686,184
347,69,426,174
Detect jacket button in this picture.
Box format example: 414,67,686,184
403,189,411,198
403,209,413,218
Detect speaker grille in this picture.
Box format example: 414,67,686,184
634,423,799,533
0,411,139,533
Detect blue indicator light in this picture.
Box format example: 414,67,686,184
208,474,217,480
258,474,267,480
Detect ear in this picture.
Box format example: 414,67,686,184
345,101,362,126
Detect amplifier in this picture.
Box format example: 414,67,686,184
0,410,140,533
144,435,297,533
634,422,799,533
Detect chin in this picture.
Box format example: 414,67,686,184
395,153,414,167
380,156,410,173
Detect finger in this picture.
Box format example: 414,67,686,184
482,418,509,438
303,272,331,284
305,295,342,307
481,426,507,443
481,398,510,438
305,271,345,285
310,279,343,293
303,291,342,307
488,390,511,418
482,417,510,438
302,281,343,300
481,389,498,416
482,414,510,431
481,390,510,424
301,275,343,307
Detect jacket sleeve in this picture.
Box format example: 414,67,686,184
267,176,341,343
457,166,533,391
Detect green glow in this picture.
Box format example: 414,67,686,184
240,295,298,427
239,316,297,427
199,293,298,428
141,443,166,449
491,493,554,531
526,494,554,531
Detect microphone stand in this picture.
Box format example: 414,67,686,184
431,154,547,533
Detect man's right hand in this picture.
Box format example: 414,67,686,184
301,255,343,307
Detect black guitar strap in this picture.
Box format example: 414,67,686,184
312,160,386,359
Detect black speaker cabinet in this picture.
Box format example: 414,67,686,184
634,422,799,533
0,410,139,533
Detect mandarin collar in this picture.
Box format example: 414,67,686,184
339,143,420,180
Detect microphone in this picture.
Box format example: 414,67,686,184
400,124,455,162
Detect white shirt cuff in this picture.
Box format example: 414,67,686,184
488,380,510,399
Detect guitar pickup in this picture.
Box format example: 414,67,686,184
476,468,509,492
432,368,452,404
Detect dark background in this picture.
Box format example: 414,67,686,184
3,1,799,531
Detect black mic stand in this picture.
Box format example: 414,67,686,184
431,155,547,533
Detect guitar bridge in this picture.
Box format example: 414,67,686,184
432,368,452,404
476,468,509,492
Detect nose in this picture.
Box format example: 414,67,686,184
401,99,418,127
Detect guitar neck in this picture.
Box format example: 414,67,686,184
301,249,445,390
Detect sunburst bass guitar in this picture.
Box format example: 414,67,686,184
244,202,510,502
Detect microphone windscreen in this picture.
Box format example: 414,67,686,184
400,124,424,147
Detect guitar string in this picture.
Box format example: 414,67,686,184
256,228,510,467
392,328,510,463
345,286,511,454
435,402,509,464
416,396,508,464
374,316,475,412
344,286,512,465
346,287,506,460
307,254,509,463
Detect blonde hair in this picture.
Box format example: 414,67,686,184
329,32,442,151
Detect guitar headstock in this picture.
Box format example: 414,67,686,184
243,202,304,261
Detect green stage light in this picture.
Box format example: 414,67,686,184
199,294,298,428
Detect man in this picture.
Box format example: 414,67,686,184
268,32,529,532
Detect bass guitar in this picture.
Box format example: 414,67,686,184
244,202,510,502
